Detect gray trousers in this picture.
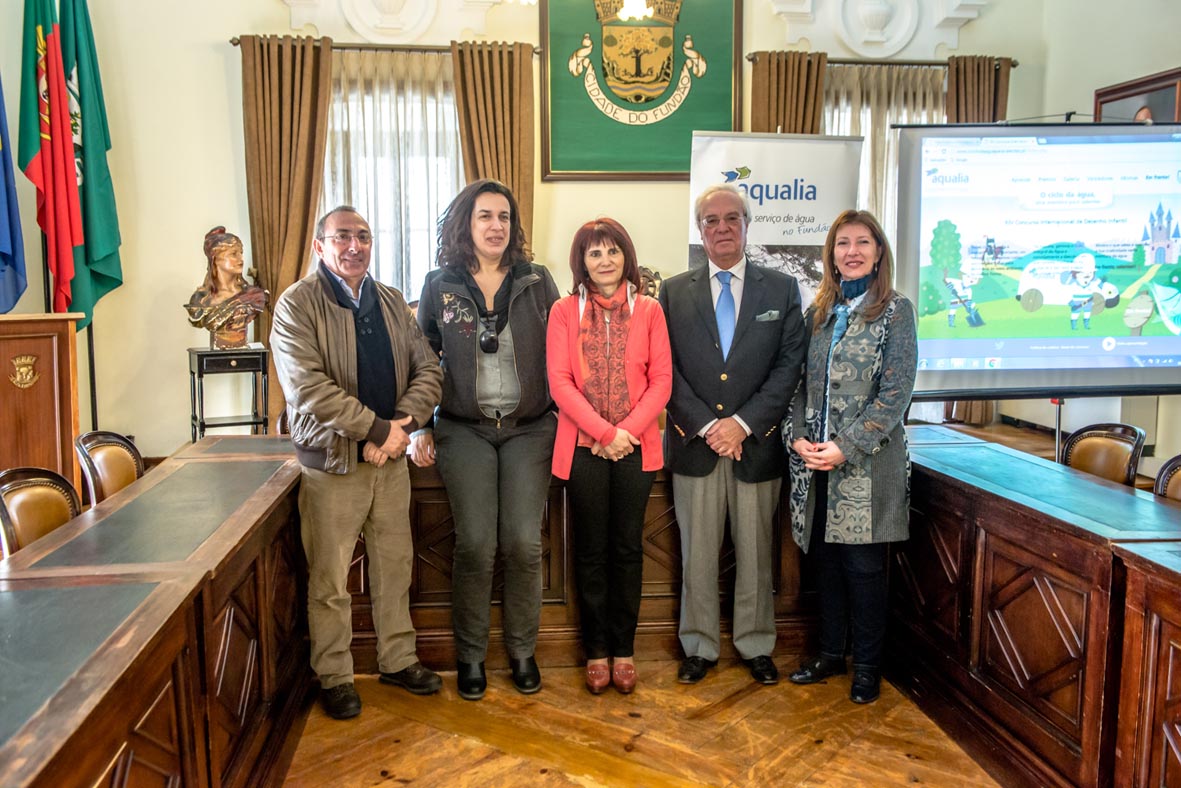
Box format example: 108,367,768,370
435,414,556,663
300,460,417,688
673,459,781,661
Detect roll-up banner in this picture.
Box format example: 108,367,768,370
688,131,864,309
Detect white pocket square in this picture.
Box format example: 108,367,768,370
755,310,781,322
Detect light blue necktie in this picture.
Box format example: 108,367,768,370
716,270,735,360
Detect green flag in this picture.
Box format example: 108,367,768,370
60,0,121,330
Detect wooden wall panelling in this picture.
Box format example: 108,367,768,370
346,466,809,672
891,471,974,659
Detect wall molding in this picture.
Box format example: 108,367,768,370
282,0,500,44
768,0,990,59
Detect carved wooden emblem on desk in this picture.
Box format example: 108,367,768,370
8,353,39,389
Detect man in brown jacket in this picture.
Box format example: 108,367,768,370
271,206,443,720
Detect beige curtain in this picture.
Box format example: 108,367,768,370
450,42,535,241
750,51,828,134
321,49,464,298
943,55,1011,425
239,34,333,427
823,64,945,240
947,56,1012,123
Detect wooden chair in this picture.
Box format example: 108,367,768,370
0,467,82,558
1059,422,1146,487
1155,454,1181,502
75,430,145,505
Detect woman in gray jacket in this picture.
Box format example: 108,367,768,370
413,180,559,701
785,210,917,704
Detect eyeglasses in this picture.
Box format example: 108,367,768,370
479,314,499,354
700,213,745,229
321,231,373,246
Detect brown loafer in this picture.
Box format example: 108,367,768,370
585,661,610,694
612,660,637,694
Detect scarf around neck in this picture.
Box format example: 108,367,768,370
578,286,632,437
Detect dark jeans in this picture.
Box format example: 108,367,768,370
809,471,890,670
566,447,655,659
435,414,556,663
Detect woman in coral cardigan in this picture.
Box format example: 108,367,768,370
547,218,672,695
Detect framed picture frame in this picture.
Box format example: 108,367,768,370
540,0,742,181
1094,67,1181,123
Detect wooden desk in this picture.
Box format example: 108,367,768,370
0,570,206,788
0,454,306,788
905,423,987,446
891,429,1181,788
1112,542,1181,787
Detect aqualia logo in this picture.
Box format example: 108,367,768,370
926,168,969,186
722,166,817,204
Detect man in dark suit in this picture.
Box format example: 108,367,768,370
659,184,807,685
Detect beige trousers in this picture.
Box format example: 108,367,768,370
299,459,417,688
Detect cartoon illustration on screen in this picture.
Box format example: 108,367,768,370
943,269,983,327
916,203,1181,343
1014,252,1119,329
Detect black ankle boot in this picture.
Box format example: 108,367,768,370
788,654,847,685
850,667,880,704
457,661,486,701
509,655,541,694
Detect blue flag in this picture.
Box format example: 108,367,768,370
0,74,27,313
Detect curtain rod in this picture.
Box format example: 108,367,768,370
229,37,542,55
746,53,1018,68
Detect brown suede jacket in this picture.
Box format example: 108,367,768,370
270,267,443,474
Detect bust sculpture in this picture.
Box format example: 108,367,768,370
185,227,269,349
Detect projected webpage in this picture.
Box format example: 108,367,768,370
915,132,1181,376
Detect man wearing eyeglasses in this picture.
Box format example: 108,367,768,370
271,205,444,720
658,184,807,687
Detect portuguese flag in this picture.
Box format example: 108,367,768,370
60,0,122,330
18,0,83,314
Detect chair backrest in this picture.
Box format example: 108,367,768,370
1155,454,1181,502
1059,422,1146,487
0,467,82,558
75,430,145,504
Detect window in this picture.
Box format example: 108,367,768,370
823,64,946,244
320,48,465,302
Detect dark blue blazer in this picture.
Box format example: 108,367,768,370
658,260,806,482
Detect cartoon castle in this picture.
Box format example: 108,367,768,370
1142,203,1180,265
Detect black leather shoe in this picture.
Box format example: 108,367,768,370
457,661,486,701
850,669,881,704
321,683,361,720
510,656,542,694
788,655,847,685
380,661,442,695
677,656,717,684
745,655,779,685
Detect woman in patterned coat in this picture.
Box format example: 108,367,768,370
784,209,917,704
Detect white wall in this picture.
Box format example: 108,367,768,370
996,0,1181,471
1,0,1177,458
0,0,291,453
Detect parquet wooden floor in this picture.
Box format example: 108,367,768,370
283,660,1000,787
